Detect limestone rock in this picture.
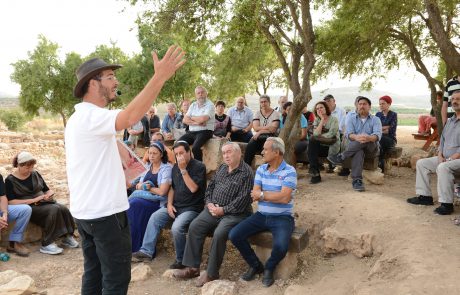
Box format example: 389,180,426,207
321,228,374,258
202,138,228,174
130,263,152,282
0,143,10,150
362,169,384,185
0,270,20,285
0,274,37,295
162,269,175,279
1,222,42,245
201,280,237,295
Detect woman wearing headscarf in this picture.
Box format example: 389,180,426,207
5,152,78,255
376,95,398,172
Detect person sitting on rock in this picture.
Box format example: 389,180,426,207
228,96,254,143
142,132,175,165
213,100,232,140
376,95,397,172
132,141,206,267
279,101,309,165
328,96,382,192
0,174,32,257
5,152,78,255
407,90,460,215
229,137,297,287
173,142,253,287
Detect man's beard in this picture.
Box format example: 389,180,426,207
99,85,116,104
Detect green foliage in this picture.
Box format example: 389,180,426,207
0,109,28,131
10,35,80,126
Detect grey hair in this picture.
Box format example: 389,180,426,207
266,137,285,155
222,141,241,153
166,103,176,110
195,85,208,93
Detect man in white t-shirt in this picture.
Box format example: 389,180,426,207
65,46,185,295
179,86,215,161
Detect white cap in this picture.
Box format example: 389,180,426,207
17,151,35,164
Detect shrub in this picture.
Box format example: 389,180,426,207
0,109,28,131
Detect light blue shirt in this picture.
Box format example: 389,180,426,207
228,106,253,129
345,112,382,141
331,106,346,134
161,113,180,133
254,161,297,216
279,114,308,129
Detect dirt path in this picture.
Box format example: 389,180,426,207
2,126,460,295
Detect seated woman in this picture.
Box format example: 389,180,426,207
5,152,78,255
417,91,442,135
376,95,397,172
307,101,340,184
213,100,232,140
127,141,172,252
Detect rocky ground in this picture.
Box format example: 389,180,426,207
1,123,459,295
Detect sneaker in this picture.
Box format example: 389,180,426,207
40,243,64,255
169,260,186,269
434,203,454,215
62,236,79,248
132,251,153,262
327,154,343,166
338,168,350,176
407,195,434,206
352,179,365,192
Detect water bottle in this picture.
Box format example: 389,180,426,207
0,252,10,262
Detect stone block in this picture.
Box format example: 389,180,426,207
130,263,152,282
362,169,384,185
201,280,237,295
202,138,229,174
0,222,42,244
254,247,298,280
0,273,37,295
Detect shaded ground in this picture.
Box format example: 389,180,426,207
2,126,460,295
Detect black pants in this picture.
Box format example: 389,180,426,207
379,135,396,169
244,135,273,165
76,211,132,295
178,130,213,161
307,139,329,174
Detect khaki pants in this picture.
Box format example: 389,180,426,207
415,157,460,203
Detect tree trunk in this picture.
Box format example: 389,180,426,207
424,0,460,75
59,111,67,127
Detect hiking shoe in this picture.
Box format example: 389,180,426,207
338,168,350,176
132,251,153,262
262,269,275,287
352,179,365,192
406,195,434,206
40,243,63,255
62,236,79,248
169,260,186,269
173,267,200,279
241,263,264,281
310,175,321,184
7,242,30,257
327,154,343,166
434,203,454,215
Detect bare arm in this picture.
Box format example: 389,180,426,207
115,46,186,131
441,101,448,126
251,184,293,204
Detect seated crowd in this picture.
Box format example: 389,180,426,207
7,84,460,290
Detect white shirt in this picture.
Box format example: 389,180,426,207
186,99,215,132
65,102,129,219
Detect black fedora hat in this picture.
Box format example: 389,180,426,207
73,58,122,98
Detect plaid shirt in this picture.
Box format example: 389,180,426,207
205,161,254,214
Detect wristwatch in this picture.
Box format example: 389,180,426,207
259,191,264,201
180,169,187,175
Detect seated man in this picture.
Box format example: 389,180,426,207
180,86,215,161
162,103,180,141
132,141,206,266
148,106,161,136
142,132,175,164
229,137,297,287
127,119,144,148
0,174,32,257
173,99,191,140
173,142,253,287
407,90,460,215
228,96,253,143
328,96,382,192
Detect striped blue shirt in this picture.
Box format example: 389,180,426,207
254,160,297,216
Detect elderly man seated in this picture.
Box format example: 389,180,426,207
407,90,460,215
173,142,254,287
229,137,297,287
328,96,382,192
228,96,254,143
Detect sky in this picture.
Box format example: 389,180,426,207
0,0,433,98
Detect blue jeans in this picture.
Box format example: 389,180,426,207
3,204,32,242
129,190,167,206
76,211,132,295
139,207,199,262
229,212,294,271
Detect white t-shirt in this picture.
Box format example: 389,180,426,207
65,102,129,219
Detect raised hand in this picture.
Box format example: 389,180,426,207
152,46,186,84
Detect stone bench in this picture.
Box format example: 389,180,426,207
0,222,42,246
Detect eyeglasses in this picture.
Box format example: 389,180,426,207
94,75,118,82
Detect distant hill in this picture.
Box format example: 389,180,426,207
0,94,19,108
